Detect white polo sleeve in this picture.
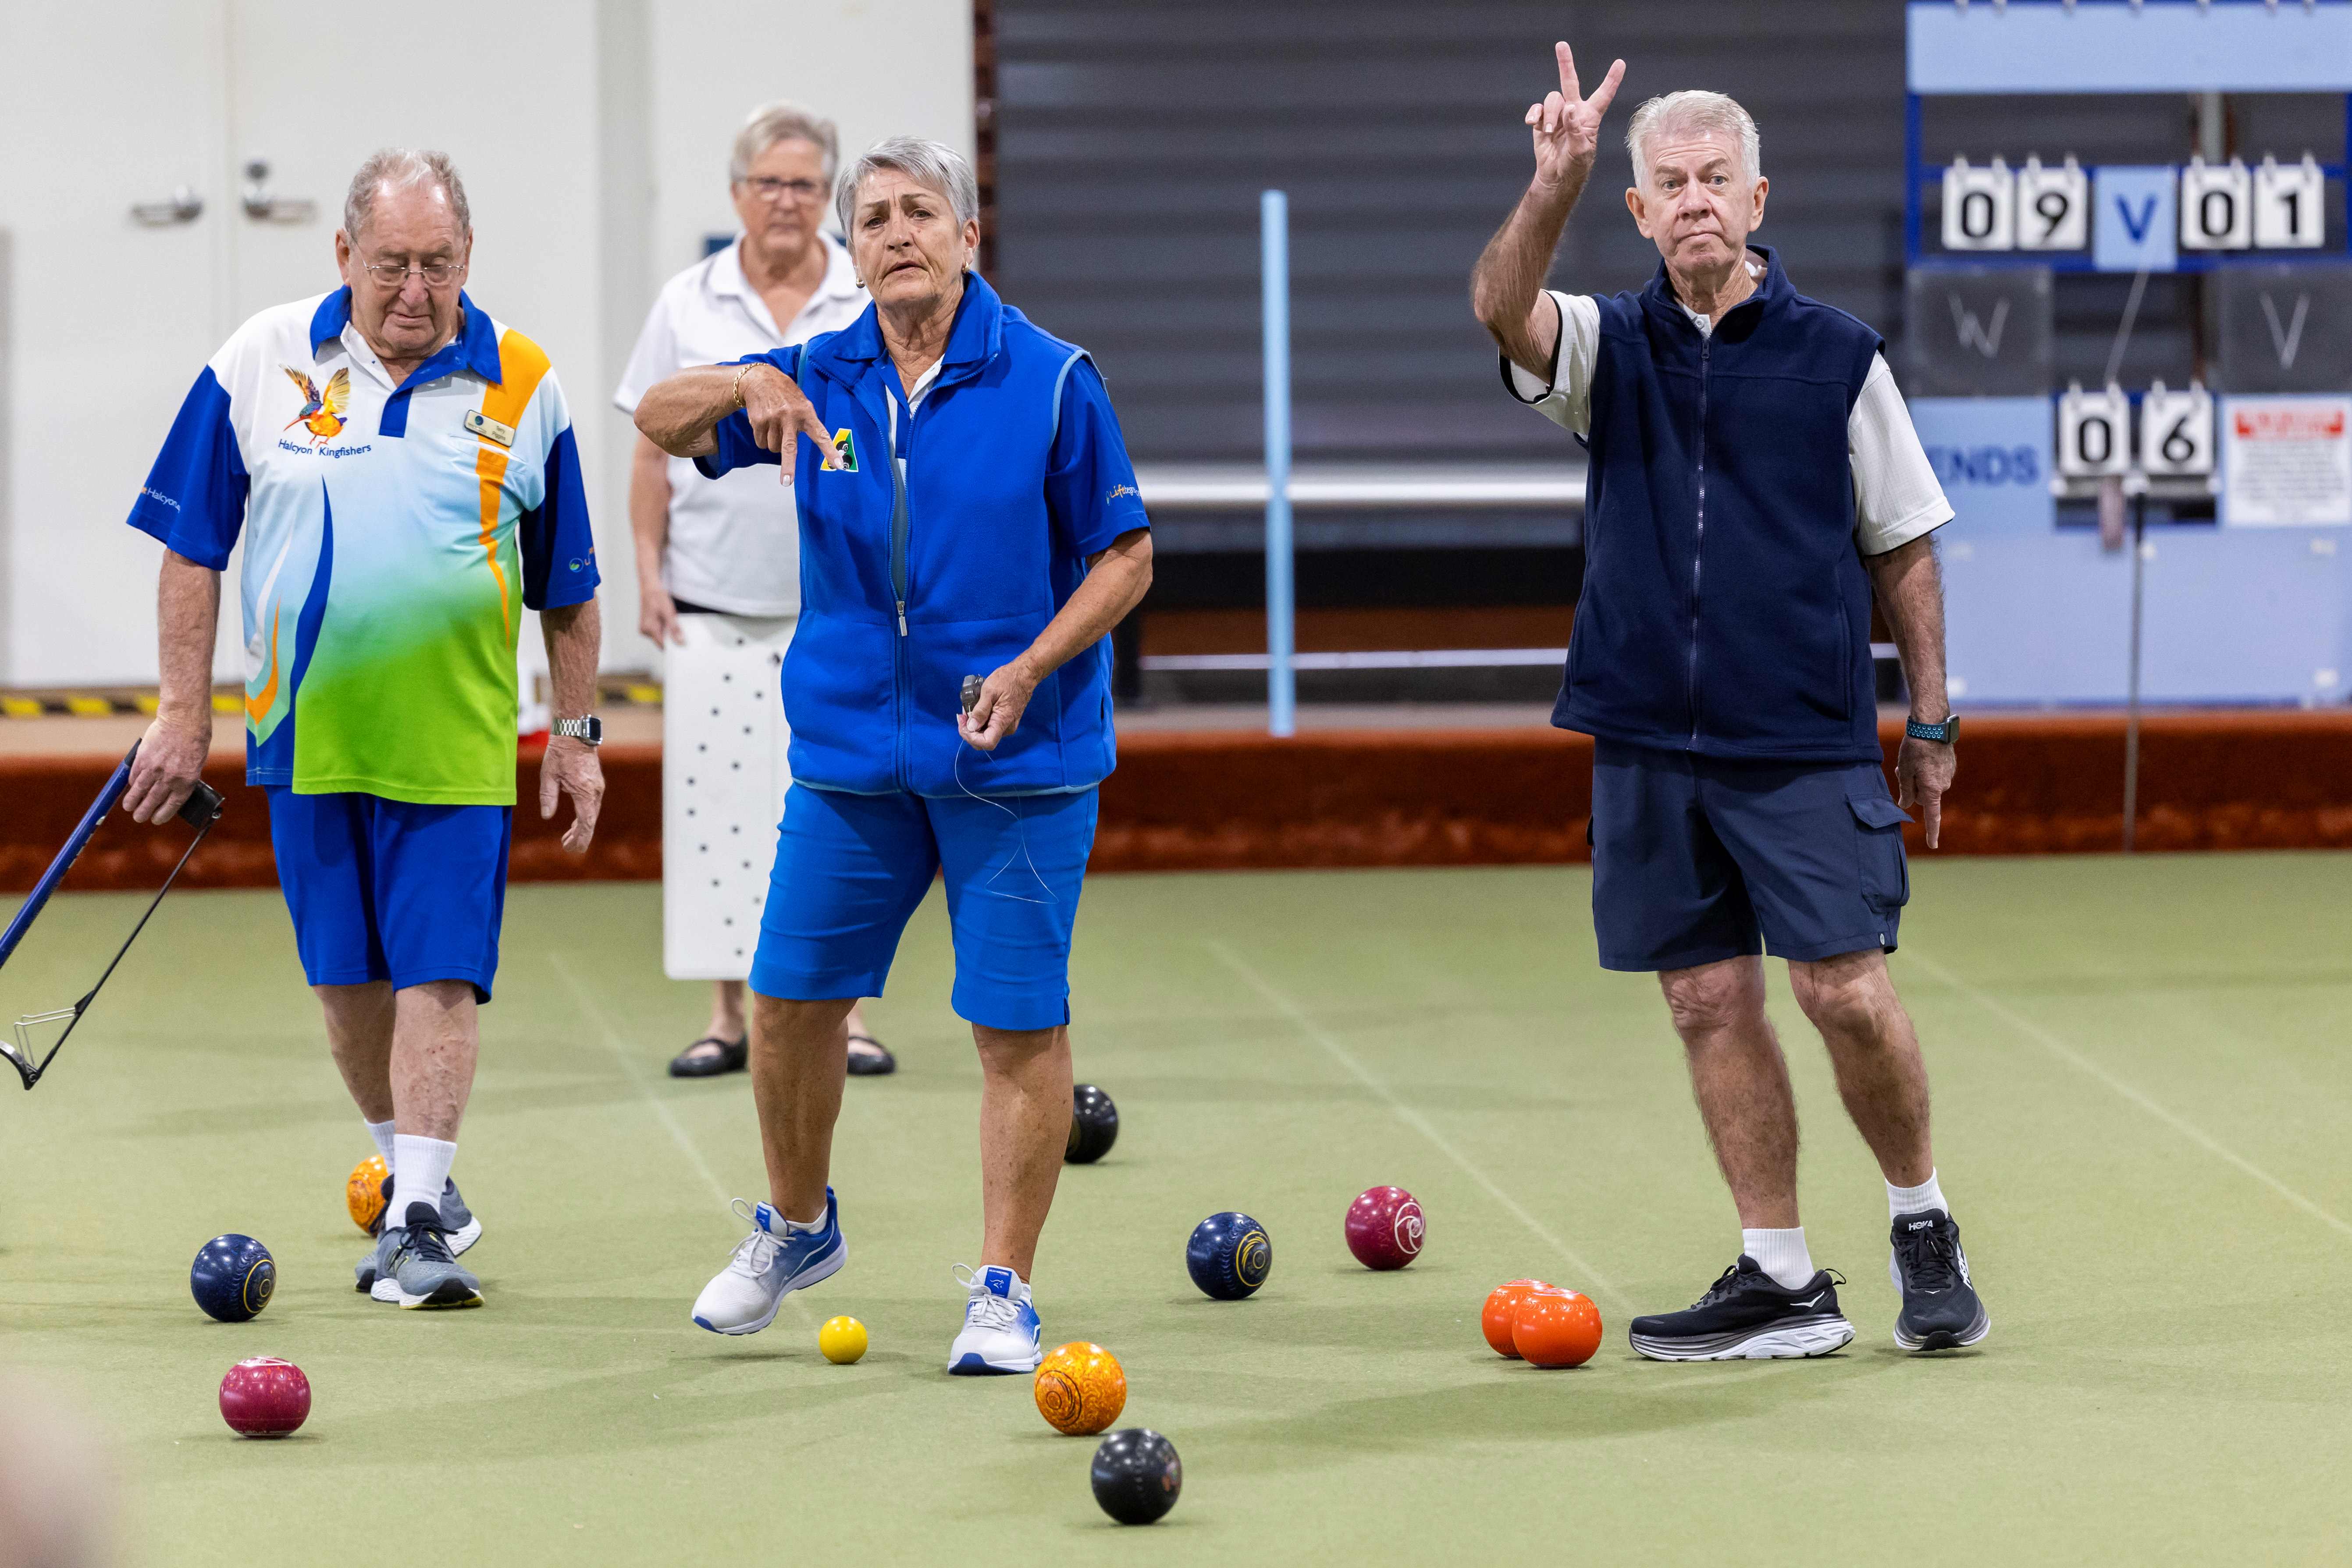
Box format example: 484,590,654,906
1850,354,1953,556
1501,290,1601,438
612,284,681,415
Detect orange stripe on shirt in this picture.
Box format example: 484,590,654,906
472,329,553,640
243,605,282,725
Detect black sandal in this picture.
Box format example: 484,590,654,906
846,1033,897,1077
668,1034,747,1078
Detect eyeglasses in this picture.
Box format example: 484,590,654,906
742,176,826,205
362,259,460,287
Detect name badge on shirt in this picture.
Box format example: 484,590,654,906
465,409,516,448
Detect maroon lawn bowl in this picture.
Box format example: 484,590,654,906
1344,1185,1425,1270
219,1357,311,1438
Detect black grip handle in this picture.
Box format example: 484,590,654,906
177,781,224,829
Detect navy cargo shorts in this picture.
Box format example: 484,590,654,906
1587,739,1912,973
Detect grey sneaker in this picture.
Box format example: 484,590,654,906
356,1225,399,1294
368,1176,482,1256
369,1201,483,1309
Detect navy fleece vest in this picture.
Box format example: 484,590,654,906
1556,246,1883,763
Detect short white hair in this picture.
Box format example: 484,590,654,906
730,100,839,184
1625,91,1761,188
835,137,979,235
344,148,470,241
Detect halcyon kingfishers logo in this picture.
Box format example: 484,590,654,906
282,366,350,444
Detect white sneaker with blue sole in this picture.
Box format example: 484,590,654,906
691,1188,845,1335
947,1263,1042,1375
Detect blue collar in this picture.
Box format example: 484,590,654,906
810,270,1005,383
309,287,504,383
1643,245,1790,328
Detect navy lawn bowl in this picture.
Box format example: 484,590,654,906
1185,1211,1272,1300
190,1234,276,1323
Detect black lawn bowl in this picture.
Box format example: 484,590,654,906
1090,1428,1181,1525
1065,1083,1120,1164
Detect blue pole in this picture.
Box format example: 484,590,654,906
1261,188,1295,738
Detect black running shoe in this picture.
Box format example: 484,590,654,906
1890,1209,1989,1351
1630,1256,1855,1361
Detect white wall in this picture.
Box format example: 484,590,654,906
646,0,975,281
0,0,973,688
602,0,975,671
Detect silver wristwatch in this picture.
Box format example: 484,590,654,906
552,715,602,746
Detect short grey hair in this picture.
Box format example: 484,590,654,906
835,137,979,237
1625,91,1761,188
730,100,839,184
343,148,470,241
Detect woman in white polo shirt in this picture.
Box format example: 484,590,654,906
614,100,890,1078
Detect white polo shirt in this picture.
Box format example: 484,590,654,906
614,234,866,617
1507,279,1954,557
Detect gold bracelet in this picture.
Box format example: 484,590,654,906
730,363,754,410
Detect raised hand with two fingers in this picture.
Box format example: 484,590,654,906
1525,41,1626,190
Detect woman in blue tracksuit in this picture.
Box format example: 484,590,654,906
635,137,1152,1375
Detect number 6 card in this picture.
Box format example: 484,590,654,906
2139,380,2215,478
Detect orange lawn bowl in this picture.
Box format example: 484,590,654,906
1481,1279,1555,1357
346,1155,389,1234
1034,1341,1128,1436
1512,1287,1604,1369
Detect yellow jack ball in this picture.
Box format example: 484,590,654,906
818,1315,868,1364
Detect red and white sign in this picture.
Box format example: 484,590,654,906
2221,396,2352,527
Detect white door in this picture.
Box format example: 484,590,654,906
225,1,608,713
0,0,238,685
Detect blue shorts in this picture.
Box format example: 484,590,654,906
1589,740,1911,973
265,789,512,1002
750,784,1099,1032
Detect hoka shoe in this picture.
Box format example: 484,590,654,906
370,1201,483,1309
947,1264,1042,1375
1890,1209,1989,1351
1629,1256,1854,1361
691,1190,846,1335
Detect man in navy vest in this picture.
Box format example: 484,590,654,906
1472,44,1989,1359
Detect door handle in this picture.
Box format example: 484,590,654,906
130,187,203,226
241,158,317,224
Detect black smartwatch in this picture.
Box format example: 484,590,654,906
552,715,603,746
1905,714,1958,744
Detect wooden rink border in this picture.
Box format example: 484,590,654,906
3,709,2351,894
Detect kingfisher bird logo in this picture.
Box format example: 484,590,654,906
283,366,350,444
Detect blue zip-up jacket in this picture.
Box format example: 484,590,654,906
697,273,1149,796
1558,246,1883,763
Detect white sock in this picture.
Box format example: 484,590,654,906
390,1134,457,1231
363,1118,397,1169
779,1209,826,1234
1743,1227,1816,1290
1888,1169,1948,1222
